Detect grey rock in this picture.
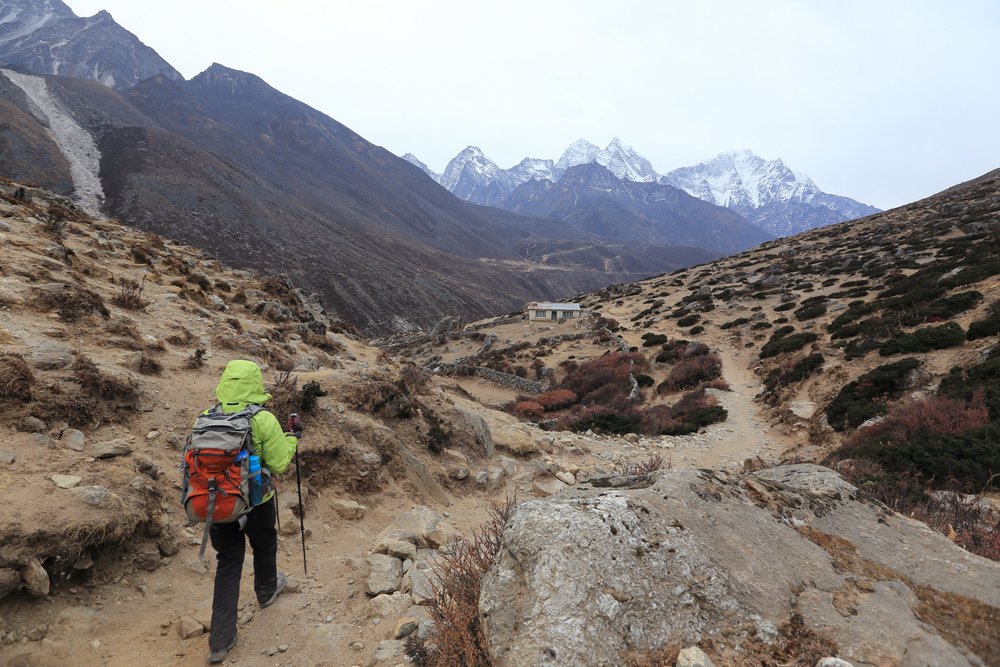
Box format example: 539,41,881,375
385,540,418,561
458,407,495,456
50,474,81,489
405,568,435,605
20,558,49,597
365,554,402,596
331,499,366,520
207,294,227,311
373,639,404,661
68,485,113,507
285,576,301,593
20,416,46,433
186,559,208,576
0,450,14,465
31,433,57,448
62,428,85,452
375,506,444,550
134,544,162,572
369,591,412,618
257,301,293,322
481,465,1000,667
531,478,567,497
265,646,278,657
789,401,818,420
90,439,133,459
816,659,855,667
399,443,451,506
677,646,715,667
176,615,204,640
26,342,73,370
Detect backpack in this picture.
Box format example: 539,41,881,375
181,404,274,559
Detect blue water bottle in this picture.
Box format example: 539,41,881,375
248,454,262,505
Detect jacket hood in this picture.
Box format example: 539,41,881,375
215,360,271,410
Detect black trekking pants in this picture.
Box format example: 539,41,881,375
208,496,279,651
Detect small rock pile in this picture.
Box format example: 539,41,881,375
359,506,458,660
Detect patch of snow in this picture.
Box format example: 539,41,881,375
3,68,105,217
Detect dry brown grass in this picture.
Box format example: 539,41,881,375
33,284,109,322
622,642,681,667
0,353,34,401
407,496,518,666
110,275,148,310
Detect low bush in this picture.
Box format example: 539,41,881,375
939,345,1000,419
966,301,1000,341
878,322,965,356
764,353,824,394
407,497,517,666
641,333,669,347
688,325,705,335
559,351,648,399
111,275,148,310
567,407,642,434
513,401,543,420
654,339,689,363
634,374,655,388
137,355,162,375
825,358,921,430
658,354,722,393
300,380,328,413
613,454,668,476
720,317,750,330
0,353,34,401
773,301,796,312
676,314,700,327
794,302,827,321
535,389,578,411
33,284,109,322
644,388,728,435
759,332,818,359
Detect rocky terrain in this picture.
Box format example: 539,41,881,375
0,166,997,667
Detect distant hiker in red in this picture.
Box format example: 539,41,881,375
181,360,299,663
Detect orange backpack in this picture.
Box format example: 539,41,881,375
181,405,271,559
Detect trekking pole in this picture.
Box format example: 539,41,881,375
287,413,308,575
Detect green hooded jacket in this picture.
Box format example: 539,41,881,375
211,360,298,499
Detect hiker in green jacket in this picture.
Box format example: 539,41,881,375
207,360,299,664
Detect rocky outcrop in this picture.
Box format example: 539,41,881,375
480,465,999,667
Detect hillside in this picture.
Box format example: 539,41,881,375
0,65,714,334
1,172,998,666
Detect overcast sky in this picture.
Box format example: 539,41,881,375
67,0,999,209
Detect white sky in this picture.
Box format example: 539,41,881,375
66,0,1000,209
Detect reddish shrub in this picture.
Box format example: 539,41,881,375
535,389,578,411
844,392,989,450
658,354,722,393
580,383,631,410
512,401,543,420
560,351,648,398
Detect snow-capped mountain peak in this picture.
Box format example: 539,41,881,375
508,157,558,184
556,137,658,183
402,153,440,182
555,139,601,172
440,145,500,191
662,149,879,236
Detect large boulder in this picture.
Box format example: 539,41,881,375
458,407,495,457
25,342,73,370
480,465,1000,667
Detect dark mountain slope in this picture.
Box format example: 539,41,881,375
0,0,182,89
504,163,772,254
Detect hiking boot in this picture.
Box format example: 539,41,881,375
259,571,287,609
207,632,237,664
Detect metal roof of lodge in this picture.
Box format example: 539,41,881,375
530,302,581,310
